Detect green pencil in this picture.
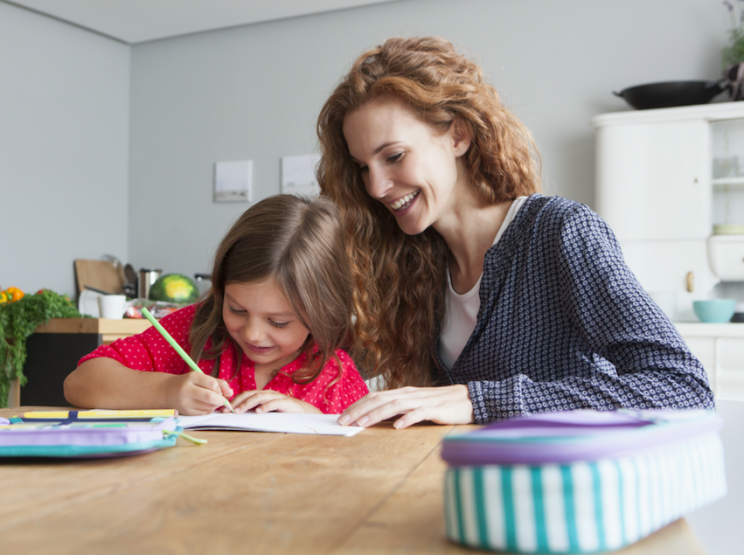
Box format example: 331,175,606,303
141,307,235,413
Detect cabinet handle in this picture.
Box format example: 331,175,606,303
686,271,695,293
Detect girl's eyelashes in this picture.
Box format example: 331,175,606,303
228,305,290,328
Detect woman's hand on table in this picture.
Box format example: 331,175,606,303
337,384,474,429
229,390,322,414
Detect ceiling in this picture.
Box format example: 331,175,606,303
3,0,400,44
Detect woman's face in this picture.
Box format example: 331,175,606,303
342,95,471,235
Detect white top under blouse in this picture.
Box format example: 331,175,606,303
438,197,528,369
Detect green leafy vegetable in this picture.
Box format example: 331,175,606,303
0,290,87,407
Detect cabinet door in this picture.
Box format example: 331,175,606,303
683,336,744,400
620,240,715,322
596,120,711,241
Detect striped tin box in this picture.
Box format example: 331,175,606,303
441,409,726,553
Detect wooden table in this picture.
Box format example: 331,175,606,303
0,408,705,555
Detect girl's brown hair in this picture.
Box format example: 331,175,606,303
317,36,541,388
189,194,354,385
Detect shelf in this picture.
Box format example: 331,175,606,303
674,322,744,337
591,102,744,128
712,177,744,190
34,318,152,335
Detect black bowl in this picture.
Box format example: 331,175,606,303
614,80,725,110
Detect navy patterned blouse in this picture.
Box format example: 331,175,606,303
434,195,714,423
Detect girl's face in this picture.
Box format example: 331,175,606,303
223,279,310,369
342,95,471,236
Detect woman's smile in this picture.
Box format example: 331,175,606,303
388,190,419,213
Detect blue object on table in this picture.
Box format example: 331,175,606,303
693,299,736,323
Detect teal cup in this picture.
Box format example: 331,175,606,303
693,299,737,323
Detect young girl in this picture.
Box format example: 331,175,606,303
64,195,369,415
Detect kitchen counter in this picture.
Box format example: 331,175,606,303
675,322,744,336
7,318,152,408
675,322,744,401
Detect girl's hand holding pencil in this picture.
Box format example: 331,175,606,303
141,308,236,414
164,372,235,416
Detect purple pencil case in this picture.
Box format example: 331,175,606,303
0,416,184,458
441,409,726,553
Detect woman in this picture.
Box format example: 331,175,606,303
317,36,713,429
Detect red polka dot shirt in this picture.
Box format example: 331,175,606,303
78,304,369,414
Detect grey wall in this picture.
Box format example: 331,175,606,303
1,0,733,295
129,0,730,281
0,2,130,296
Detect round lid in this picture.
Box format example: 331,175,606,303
441,409,721,466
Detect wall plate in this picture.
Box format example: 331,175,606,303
281,154,320,198
214,160,252,203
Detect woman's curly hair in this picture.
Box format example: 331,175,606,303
317,36,541,388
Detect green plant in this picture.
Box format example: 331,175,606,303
723,1,744,68
0,289,86,407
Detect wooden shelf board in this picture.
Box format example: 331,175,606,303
712,177,744,189
34,318,152,335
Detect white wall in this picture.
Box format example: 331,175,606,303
0,2,130,296
128,0,730,280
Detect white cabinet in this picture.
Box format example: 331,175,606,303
592,103,744,400
596,119,710,240
620,240,714,322
677,324,744,400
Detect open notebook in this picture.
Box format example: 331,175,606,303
177,412,364,437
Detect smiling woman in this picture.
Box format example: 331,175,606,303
317,36,714,429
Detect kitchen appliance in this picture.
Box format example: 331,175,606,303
194,273,212,296
138,268,162,300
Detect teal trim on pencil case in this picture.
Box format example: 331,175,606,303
590,462,606,551
444,470,460,542
632,458,642,539
561,465,580,552
0,436,177,457
453,469,466,543
502,466,517,551
473,467,490,548
646,455,658,532
530,466,549,552
614,460,626,547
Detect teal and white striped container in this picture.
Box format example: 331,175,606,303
441,409,725,553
